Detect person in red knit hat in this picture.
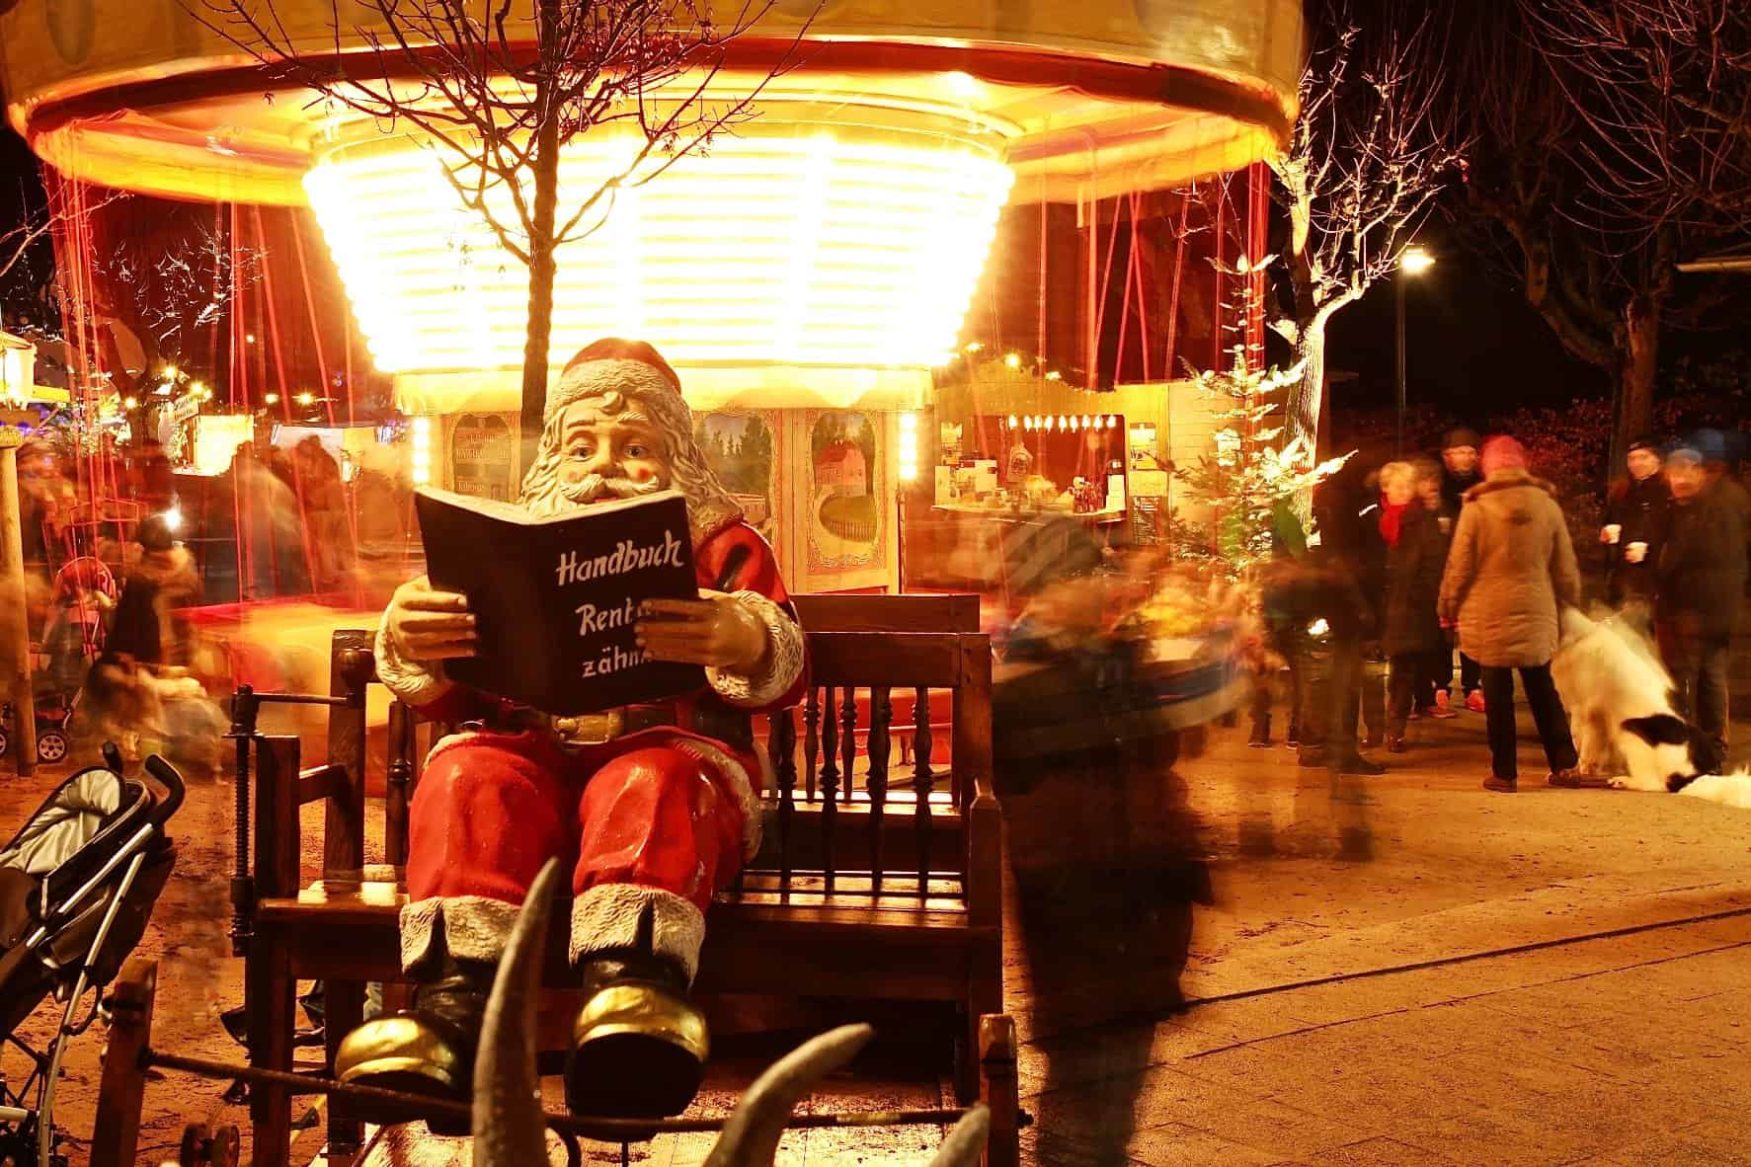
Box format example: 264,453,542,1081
336,338,807,1120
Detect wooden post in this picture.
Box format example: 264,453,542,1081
0,428,36,775
91,958,157,1167
978,1014,1021,1167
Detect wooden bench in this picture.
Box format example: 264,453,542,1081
232,594,1015,1166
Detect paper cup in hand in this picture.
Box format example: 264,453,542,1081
1602,524,1623,544
1626,541,1648,564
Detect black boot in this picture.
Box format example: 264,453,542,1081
566,950,707,1118
333,946,495,1135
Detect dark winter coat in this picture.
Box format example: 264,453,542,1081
1439,466,1482,516
1312,470,1386,640
1438,470,1581,668
1603,471,1670,605
1382,504,1449,655
1657,477,1749,640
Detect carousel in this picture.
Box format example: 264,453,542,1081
2,0,1300,595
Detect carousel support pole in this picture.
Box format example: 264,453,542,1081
0,427,37,775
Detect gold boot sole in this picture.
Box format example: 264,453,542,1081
334,1015,472,1134
566,983,708,1118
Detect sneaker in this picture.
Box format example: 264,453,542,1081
1386,736,1407,753
1464,691,1487,714
1435,690,1453,713
1247,736,1273,749
1428,703,1458,720
1363,733,1384,750
1482,775,1517,793
1408,708,1424,721
1548,768,1607,789
1331,754,1386,776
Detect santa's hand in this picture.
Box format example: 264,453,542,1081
386,575,477,661
637,591,769,674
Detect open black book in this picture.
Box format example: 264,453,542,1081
414,487,705,715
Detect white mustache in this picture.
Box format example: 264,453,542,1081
560,472,664,504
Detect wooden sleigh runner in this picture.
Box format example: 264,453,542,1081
93,594,1020,1166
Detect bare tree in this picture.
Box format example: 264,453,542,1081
197,0,805,463
1452,0,1750,458
1268,7,1466,448
0,186,129,327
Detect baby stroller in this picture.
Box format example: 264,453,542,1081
0,746,185,1167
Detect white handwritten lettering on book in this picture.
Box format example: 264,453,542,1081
581,642,646,678
575,598,639,636
553,529,685,587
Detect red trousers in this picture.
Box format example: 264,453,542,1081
405,730,751,914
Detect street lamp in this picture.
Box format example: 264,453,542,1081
1395,246,1434,454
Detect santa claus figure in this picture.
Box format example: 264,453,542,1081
336,339,806,1120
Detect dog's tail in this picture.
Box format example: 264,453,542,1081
1675,771,1751,807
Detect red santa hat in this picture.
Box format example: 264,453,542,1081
546,338,685,426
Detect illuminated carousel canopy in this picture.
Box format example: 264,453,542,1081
1,0,1301,410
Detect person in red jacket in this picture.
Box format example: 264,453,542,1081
336,339,807,1120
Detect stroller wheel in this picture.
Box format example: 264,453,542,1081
178,1124,239,1167
35,732,67,764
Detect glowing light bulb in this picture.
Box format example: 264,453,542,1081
264,392,280,405
1008,415,1019,429
1004,353,1022,369
123,396,138,409
1045,370,1062,382
295,392,315,406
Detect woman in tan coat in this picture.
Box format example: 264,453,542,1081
1437,436,1582,792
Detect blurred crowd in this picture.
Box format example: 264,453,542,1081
4,430,386,772
1250,427,1748,788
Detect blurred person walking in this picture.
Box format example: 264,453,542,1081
1380,461,1450,752
1438,428,1486,712
1602,436,1669,618
1298,460,1386,776
1438,436,1582,792
1656,445,1747,761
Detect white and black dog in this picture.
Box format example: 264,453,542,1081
1550,607,1735,798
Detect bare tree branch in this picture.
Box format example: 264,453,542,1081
1268,1,1470,446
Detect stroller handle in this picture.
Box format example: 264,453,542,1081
142,755,187,827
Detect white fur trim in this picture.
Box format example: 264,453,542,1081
374,623,454,710
707,591,804,709
670,736,764,861
399,895,522,972
569,884,706,983
546,358,676,423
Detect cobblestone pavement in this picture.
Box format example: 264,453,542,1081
1011,706,1751,1166
4,696,1750,1164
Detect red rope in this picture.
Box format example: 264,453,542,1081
1093,195,1124,387
1114,195,1135,385
1162,197,1190,379
288,214,335,428
1128,190,1150,384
